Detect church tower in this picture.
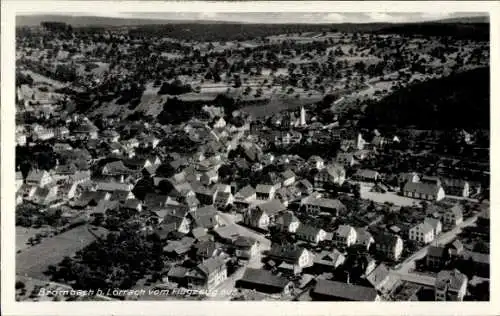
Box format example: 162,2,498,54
299,106,306,126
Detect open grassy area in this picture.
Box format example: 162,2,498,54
16,225,108,279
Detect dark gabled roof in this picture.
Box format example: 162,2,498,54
189,206,218,229
194,240,217,258
403,182,441,196
123,198,141,209
440,177,468,188
233,236,256,248
144,193,168,207
257,199,286,215
462,251,490,264
268,244,305,263
237,268,290,289
297,179,313,190
312,279,378,301
110,190,131,201
427,245,446,258
296,224,321,237
276,211,300,227
374,232,400,248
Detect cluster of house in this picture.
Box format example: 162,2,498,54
15,100,488,301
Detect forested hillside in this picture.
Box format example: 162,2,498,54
361,67,489,130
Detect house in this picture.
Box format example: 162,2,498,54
166,265,189,286
255,184,276,200
26,169,52,187
313,249,346,272
301,197,345,216
144,193,169,211
371,135,388,148
333,225,357,248
314,164,346,189
163,236,196,257
236,268,294,295
426,245,448,269
441,178,470,197
292,180,311,196
266,244,314,270
211,117,227,129
95,181,133,193
402,182,445,201
446,239,465,257
443,203,464,229
353,169,380,182
336,153,356,167
213,191,234,210
311,279,379,301
365,263,400,295
187,206,220,231
194,186,217,206
374,233,404,261
435,269,468,301
200,170,219,186
159,211,191,236
244,208,270,230
243,200,285,230
275,211,301,233
281,170,296,187
16,171,24,192
57,182,79,200
295,225,327,244
355,228,375,250
409,222,434,244
69,171,91,185
460,251,490,278
234,185,257,202
307,156,325,170
31,185,59,206
187,257,227,291
192,240,218,260
424,217,442,237
398,172,420,187
123,199,143,212
233,236,260,260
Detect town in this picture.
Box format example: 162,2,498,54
14,14,490,302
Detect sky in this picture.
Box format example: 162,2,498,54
21,12,487,24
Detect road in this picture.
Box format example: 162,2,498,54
390,214,479,286
211,212,272,300
217,212,271,250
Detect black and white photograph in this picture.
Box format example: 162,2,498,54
1,1,498,314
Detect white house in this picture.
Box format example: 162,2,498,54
334,225,357,248
409,222,434,244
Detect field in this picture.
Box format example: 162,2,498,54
16,226,58,252
240,93,323,118
16,225,108,279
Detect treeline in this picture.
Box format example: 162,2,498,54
360,67,490,130
377,22,489,41
125,21,488,42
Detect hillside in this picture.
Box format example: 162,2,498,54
16,15,489,41
360,67,490,130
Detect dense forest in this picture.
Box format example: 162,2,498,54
360,67,490,130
